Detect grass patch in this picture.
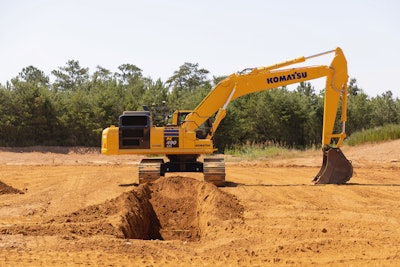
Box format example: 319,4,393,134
224,143,316,160
346,124,400,146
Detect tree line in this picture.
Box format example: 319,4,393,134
0,61,399,149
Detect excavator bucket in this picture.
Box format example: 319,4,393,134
313,145,353,184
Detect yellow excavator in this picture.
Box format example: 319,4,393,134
102,47,353,186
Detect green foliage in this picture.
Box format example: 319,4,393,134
2,68,56,146
215,85,325,150
224,143,299,160
346,124,400,146
51,60,89,92
166,62,211,110
0,63,399,149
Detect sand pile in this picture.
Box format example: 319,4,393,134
0,181,24,195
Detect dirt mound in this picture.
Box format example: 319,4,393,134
0,176,243,241
0,181,24,195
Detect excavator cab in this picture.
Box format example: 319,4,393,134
167,110,212,139
313,145,353,184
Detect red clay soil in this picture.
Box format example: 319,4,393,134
0,140,399,266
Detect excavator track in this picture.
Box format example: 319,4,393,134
203,158,226,187
138,158,164,184
313,145,353,184
138,157,225,187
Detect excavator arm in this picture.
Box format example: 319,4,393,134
183,47,352,184
184,48,347,146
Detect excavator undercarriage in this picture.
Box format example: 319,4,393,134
138,155,226,186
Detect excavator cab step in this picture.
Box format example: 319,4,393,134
313,145,353,184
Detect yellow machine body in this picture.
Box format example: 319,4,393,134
102,124,215,155
102,48,353,185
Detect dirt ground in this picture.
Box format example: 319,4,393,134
0,141,399,266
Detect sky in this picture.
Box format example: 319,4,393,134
0,0,399,97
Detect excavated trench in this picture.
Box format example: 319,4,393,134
120,176,244,241
0,176,243,241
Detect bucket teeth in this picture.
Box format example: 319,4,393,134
313,145,353,184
